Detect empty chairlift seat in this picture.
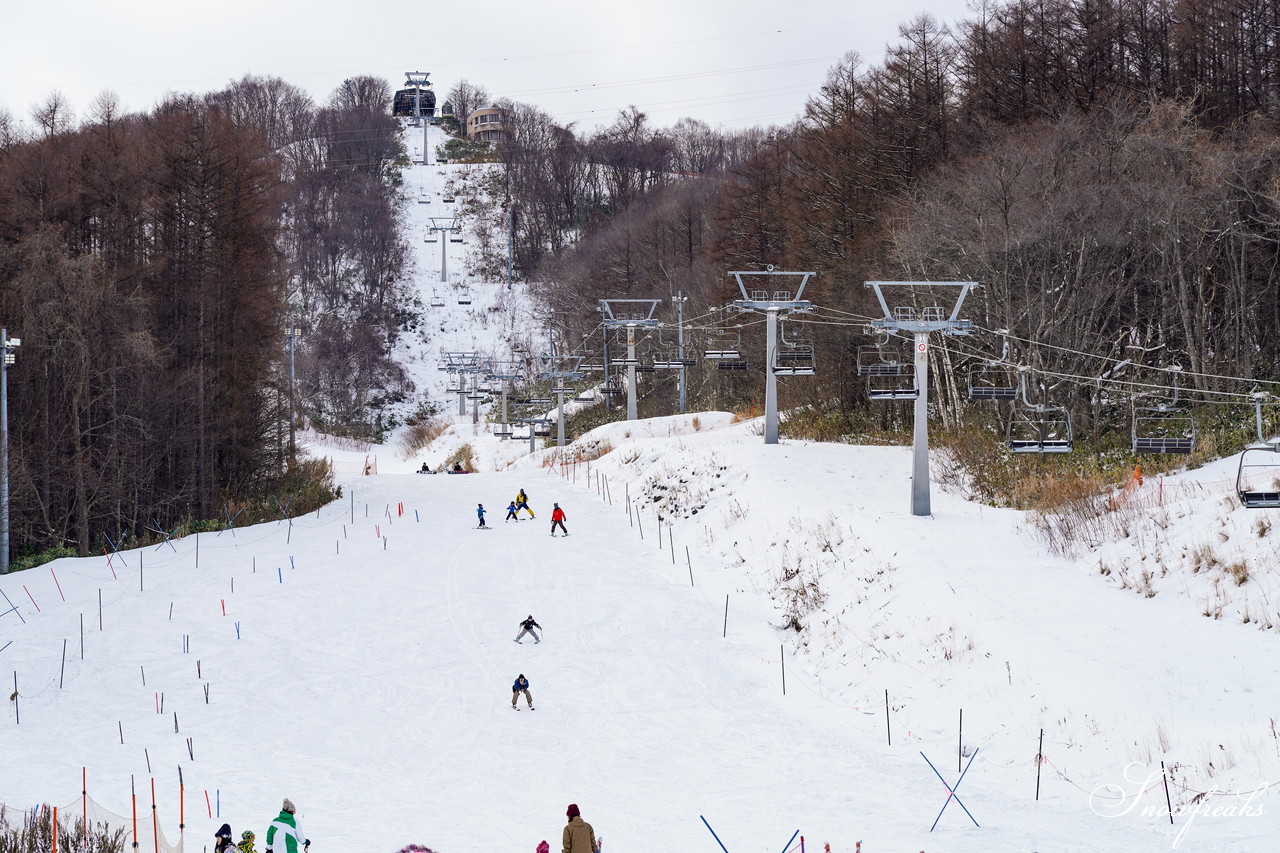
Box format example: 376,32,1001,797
967,365,1018,400
773,343,815,376
1237,445,1280,508
1132,409,1196,455
1007,406,1074,454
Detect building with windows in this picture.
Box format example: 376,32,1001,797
466,106,506,143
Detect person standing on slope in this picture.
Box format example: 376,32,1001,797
214,825,241,853
512,673,534,709
550,503,568,537
515,489,535,518
477,503,488,528
514,615,541,644
265,798,310,853
562,804,599,853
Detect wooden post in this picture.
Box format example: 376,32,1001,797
885,689,891,745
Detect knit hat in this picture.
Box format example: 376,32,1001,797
566,804,580,818
216,824,232,839
241,831,256,843
282,798,296,814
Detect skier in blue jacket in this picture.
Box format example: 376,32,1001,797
511,674,534,709
477,503,488,528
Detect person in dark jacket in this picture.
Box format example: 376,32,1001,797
514,615,541,644
214,825,241,853
512,674,534,709
562,804,599,853
477,504,488,528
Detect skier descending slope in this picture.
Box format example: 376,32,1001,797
550,503,568,537
476,503,488,529
511,673,534,709
514,615,541,644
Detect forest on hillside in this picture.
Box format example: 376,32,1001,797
477,0,1280,445
0,76,410,561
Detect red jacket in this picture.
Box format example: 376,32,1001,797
551,507,566,522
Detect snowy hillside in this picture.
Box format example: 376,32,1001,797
3,121,1279,853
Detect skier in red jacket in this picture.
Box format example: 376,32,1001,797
550,503,568,537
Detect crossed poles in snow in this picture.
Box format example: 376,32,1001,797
921,748,981,831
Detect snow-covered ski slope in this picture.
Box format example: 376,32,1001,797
4,122,1280,853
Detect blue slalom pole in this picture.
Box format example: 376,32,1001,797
778,829,799,853
700,816,730,853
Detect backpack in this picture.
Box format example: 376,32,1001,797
536,842,549,853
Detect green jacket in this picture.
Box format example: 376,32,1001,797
265,811,307,853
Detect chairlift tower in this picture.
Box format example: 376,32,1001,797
599,299,661,421
428,217,462,280
728,269,815,445
442,351,479,415
537,354,584,455
865,281,978,516
487,360,523,437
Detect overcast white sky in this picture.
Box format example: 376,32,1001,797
1,0,974,133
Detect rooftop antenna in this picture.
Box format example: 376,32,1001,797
864,280,978,516
727,267,815,444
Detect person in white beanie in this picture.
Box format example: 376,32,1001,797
266,799,310,853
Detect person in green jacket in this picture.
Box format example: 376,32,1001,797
265,799,310,853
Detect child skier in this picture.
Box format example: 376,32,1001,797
506,501,520,522
477,503,488,528
550,503,568,537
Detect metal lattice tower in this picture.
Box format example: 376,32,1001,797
728,269,815,445
599,299,661,421
428,217,462,280
864,281,978,516
441,351,480,416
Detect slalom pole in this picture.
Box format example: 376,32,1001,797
777,829,799,853
151,778,159,853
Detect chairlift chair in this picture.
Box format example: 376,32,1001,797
449,234,463,243
430,291,445,307
425,232,439,243
717,359,750,371
493,426,513,438
1007,405,1074,454
857,344,906,376
442,194,456,203
867,373,918,400
1132,406,1196,455
457,287,472,306
967,365,1018,400
1237,445,1280,508
703,331,742,360
418,193,430,204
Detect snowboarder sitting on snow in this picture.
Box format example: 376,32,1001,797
505,501,519,522
512,673,534,709
514,615,541,643
562,804,599,853
550,503,568,537
515,488,535,518
265,798,310,853
418,462,432,474
477,503,488,528
214,825,240,853
239,831,257,853
451,462,466,474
